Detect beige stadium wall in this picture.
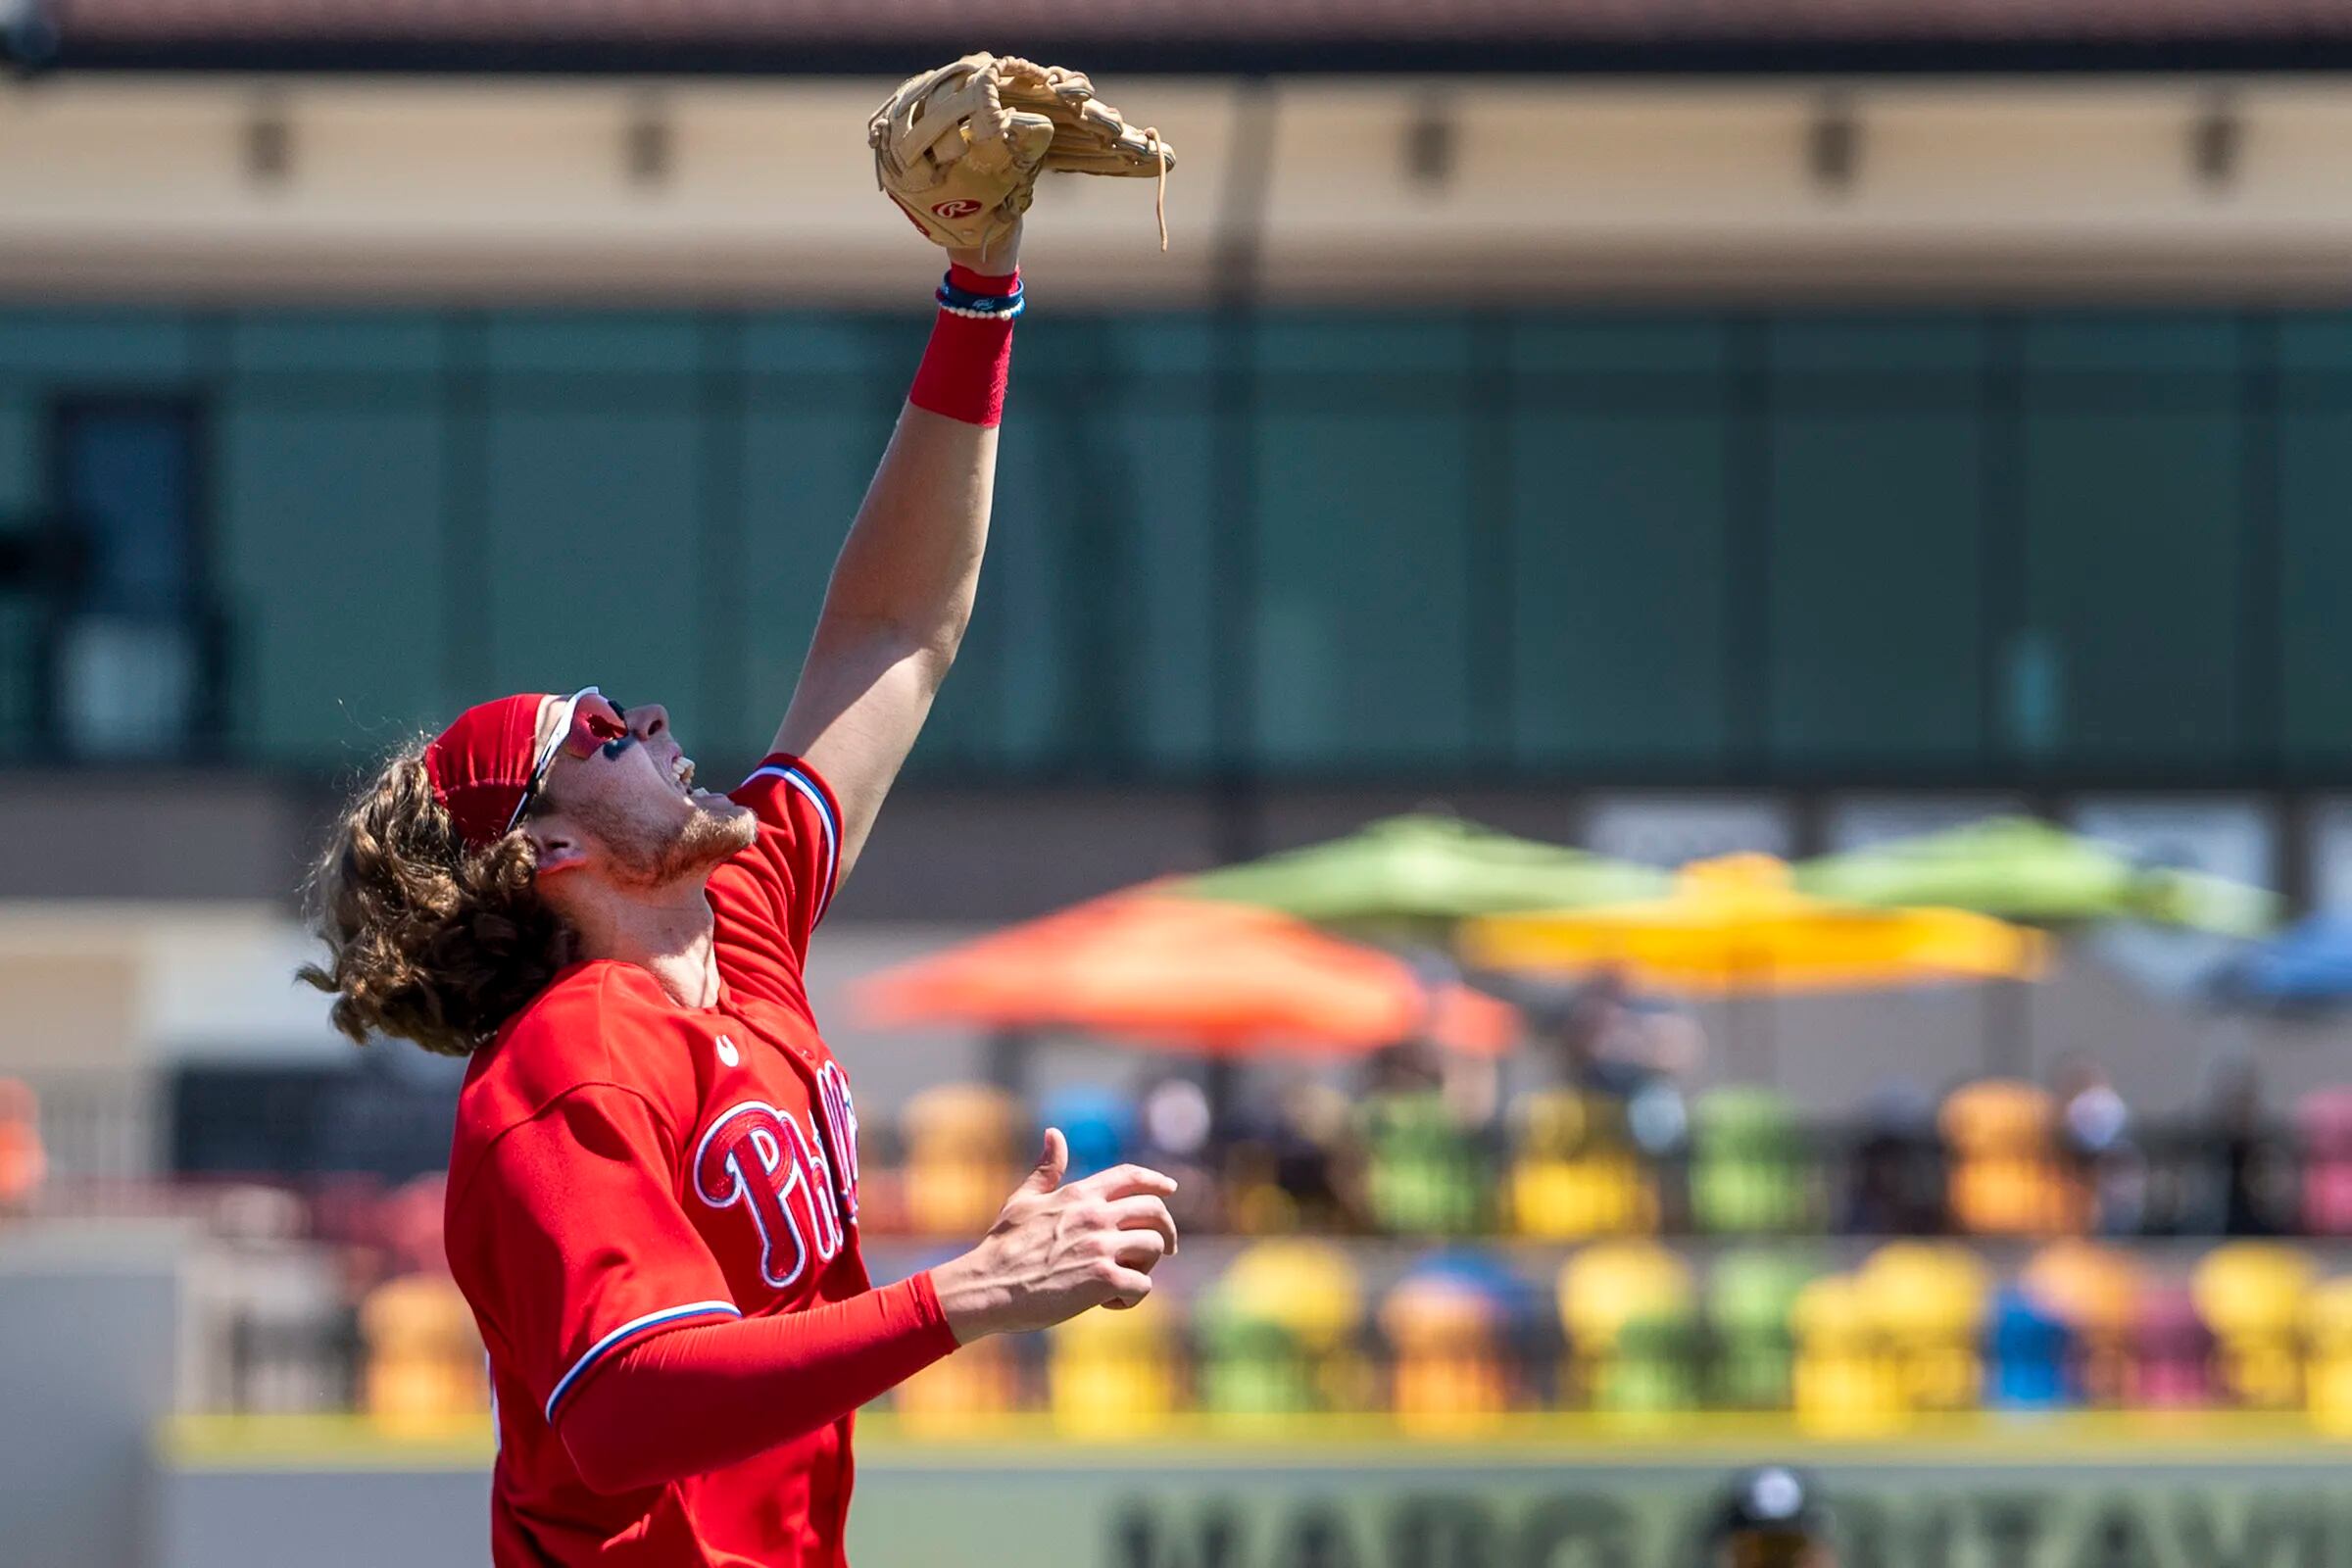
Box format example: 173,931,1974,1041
5,74,2352,302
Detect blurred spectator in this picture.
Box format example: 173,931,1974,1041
1840,1084,1943,1236
1536,971,1697,1158
2052,1054,2144,1235
1697,1466,1837,1568
0,1077,47,1216
1135,1074,1221,1232
1226,1074,1358,1234
2193,1054,2283,1237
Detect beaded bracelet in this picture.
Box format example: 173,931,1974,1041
936,272,1026,319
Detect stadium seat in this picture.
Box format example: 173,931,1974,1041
893,1334,1024,1434
1789,1274,1902,1436
1606,1306,1702,1414
1556,1241,1693,1408
1941,1080,2076,1237
1196,1240,1364,1418
1360,1087,1486,1236
2192,1242,2315,1410
1508,1089,1657,1239
1707,1248,1821,1410
2020,1240,2141,1406
358,1273,486,1433
2298,1090,2352,1237
1038,1086,1133,1185
1049,1291,1179,1438
2304,1278,2352,1437
1987,1285,2072,1409
1380,1253,1519,1434
2128,1286,2216,1409
1858,1241,1990,1413
1688,1087,1814,1235
898,1083,1024,1238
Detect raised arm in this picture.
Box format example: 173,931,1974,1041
768,229,1020,887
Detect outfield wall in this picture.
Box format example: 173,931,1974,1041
155,1420,2352,1568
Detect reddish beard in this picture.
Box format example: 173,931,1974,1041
573,791,758,889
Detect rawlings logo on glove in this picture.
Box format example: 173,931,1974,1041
868,53,1176,253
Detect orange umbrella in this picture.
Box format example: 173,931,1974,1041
855,890,1516,1055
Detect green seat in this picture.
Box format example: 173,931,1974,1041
1194,1308,1319,1415
1690,1088,1814,1235
1602,1307,1702,1413
1361,1089,1485,1236
1707,1248,1821,1410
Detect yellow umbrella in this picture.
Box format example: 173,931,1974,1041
1462,854,2045,996
1463,855,2046,1078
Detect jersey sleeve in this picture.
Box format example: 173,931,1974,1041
708,754,843,987
446,1086,741,1427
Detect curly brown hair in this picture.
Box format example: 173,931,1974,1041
298,742,575,1056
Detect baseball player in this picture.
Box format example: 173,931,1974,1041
301,58,1174,1566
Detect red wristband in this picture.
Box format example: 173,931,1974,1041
948,263,1017,294
908,267,1018,427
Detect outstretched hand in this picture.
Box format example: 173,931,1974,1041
929,1127,1179,1342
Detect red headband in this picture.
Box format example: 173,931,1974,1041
423,692,553,851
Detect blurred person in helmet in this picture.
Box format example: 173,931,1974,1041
1700,1466,1837,1568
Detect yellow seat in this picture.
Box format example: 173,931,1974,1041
895,1334,1023,1434
1858,1241,1990,1413
1049,1293,1180,1438
899,1083,1023,1238
359,1274,486,1434
1789,1274,1902,1436
1508,1091,1658,1240
2305,1279,2352,1436
1198,1240,1368,1418
2193,1242,2315,1410
1556,1241,1692,1407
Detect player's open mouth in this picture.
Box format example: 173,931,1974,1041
671,757,696,796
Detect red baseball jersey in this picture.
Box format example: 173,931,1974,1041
445,754,888,1566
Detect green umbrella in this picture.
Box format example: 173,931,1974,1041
1795,816,2277,1082
1792,817,2277,938
1178,812,1669,943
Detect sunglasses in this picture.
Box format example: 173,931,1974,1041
508,686,632,832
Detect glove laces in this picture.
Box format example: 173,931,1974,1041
1144,125,1169,252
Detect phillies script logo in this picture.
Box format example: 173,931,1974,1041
932,198,984,220
815,1061,861,1221
693,1101,844,1290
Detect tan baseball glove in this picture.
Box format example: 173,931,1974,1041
868,54,1176,254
